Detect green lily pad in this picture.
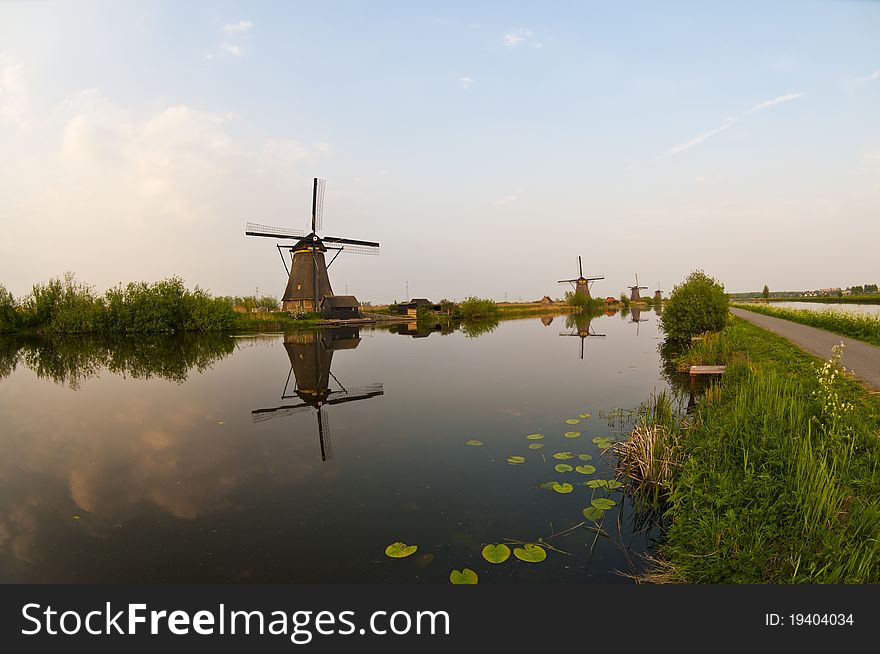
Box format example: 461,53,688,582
72,515,81,520
513,543,547,563
465,440,483,446
554,463,573,473
578,454,593,461
539,481,558,489
526,433,544,440
449,568,478,584
481,543,511,564
606,480,624,490
553,452,574,460
575,465,596,475
565,419,580,425
591,498,617,510
564,431,582,439
385,542,418,558
507,455,526,465
582,507,605,520
579,413,592,419
551,482,574,494
585,479,607,488
528,443,544,450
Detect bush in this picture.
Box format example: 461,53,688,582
459,297,498,319
564,290,601,312
0,285,19,333
660,270,728,343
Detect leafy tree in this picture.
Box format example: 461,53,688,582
0,285,19,333
762,285,770,299
659,270,728,343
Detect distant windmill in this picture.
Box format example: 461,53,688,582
251,328,383,461
654,283,663,304
560,313,606,359
627,274,648,302
558,256,604,300
245,178,380,311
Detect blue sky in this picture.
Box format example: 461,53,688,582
1,1,878,301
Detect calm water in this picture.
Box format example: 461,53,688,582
773,301,880,316
0,310,670,583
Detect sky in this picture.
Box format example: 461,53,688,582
1,1,878,303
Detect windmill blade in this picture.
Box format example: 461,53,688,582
251,402,313,423
326,382,384,405
312,178,326,233
583,276,604,282
317,408,333,461
578,256,583,277
246,222,309,240
558,278,579,284
327,243,380,256
635,273,639,286
323,236,380,247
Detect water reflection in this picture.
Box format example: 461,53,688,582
252,328,383,461
388,321,456,338
629,307,648,336
560,312,606,359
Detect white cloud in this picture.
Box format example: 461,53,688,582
0,63,29,128
503,28,532,47
222,43,241,57
495,195,517,205
744,92,804,115
460,76,474,90
855,70,880,84
664,120,735,157
224,20,253,33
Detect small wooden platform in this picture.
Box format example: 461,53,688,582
689,365,727,375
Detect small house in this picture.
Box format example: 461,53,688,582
540,295,553,306
604,296,617,304
394,298,441,317
320,295,361,320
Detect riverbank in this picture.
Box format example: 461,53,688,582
731,302,880,347
628,315,880,583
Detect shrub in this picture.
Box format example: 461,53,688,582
459,296,498,319
660,270,728,343
0,285,19,333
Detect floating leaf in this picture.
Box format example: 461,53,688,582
481,543,511,564
591,498,617,510
565,419,580,425
554,464,573,473
553,452,574,460
582,507,605,520
526,433,544,440
578,454,593,461
385,542,418,558
513,543,547,563
592,436,608,444
579,413,592,419
585,479,607,488
449,568,479,584
465,440,483,446
606,480,624,490
507,456,526,465
564,431,582,439
528,443,544,450
539,481,558,489
551,482,574,494
72,515,81,520
575,465,596,475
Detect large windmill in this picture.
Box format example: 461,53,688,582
251,327,383,461
560,313,606,359
245,178,380,311
558,256,604,300
627,274,648,302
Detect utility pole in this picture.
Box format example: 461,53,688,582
405,280,409,300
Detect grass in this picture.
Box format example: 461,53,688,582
732,302,880,347
625,315,880,583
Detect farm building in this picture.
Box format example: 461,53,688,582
320,295,361,320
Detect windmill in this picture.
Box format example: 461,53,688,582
560,313,605,359
654,283,663,304
245,178,380,311
558,256,604,300
627,274,648,302
629,307,648,336
251,327,383,461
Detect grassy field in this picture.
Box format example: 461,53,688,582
732,302,880,347
768,295,880,305
620,315,880,583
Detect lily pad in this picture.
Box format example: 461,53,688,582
565,419,581,425
579,413,592,419
526,433,544,440
481,543,511,564
575,465,596,475
578,454,593,461
582,507,605,520
507,456,526,465
551,482,574,494
564,431,582,439
465,440,483,446
513,543,547,563
385,542,418,558
606,480,624,490
449,568,479,584
585,479,607,488
528,443,544,450
72,515,81,520
591,498,617,510
553,452,574,460
554,463,573,473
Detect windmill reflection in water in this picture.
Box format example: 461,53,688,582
251,327,383,461
560,313,606,359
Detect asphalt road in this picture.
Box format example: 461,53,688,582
730,307,880,390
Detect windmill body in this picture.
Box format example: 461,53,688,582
628,273,648,303
245,178,379,312
558,256,603,300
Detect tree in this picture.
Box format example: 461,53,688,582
762,285,770,299
659,270,728,343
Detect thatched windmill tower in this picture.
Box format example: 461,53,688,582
251,327,383,461
627,274,648,302
558,256,603,300
654,283,663,304
245,178,380,311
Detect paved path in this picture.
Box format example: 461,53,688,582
730,307,880,390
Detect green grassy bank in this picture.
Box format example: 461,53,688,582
732,302,880,347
